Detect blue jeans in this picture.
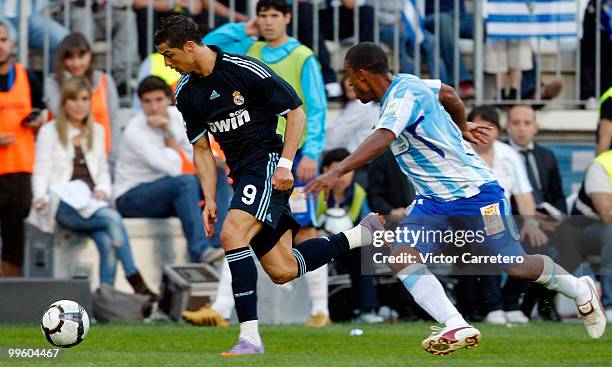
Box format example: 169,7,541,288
1,14,68,69
55,201,137,285
424,13,471,84
116,174,229,261
212,169,233,249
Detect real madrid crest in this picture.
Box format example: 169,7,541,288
232,91,245,106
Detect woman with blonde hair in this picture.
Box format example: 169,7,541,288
45,32,120,162
31,77,156,300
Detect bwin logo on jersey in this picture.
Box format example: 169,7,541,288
208,109,251,133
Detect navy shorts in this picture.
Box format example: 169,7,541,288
230,152,300,258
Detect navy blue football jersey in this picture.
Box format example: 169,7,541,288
175,45,302,177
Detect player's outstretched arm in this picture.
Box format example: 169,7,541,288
440,83,492,144
193,135,218,237
273,107,306,191
305,129,395,195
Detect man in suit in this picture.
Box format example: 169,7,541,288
506,104,567,320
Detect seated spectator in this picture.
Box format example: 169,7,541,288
325,76,379,153
580,0,612,106
571,149,612,323
30,77,156,300
46,32,121,164
317,148,382,323
597,86,612,155
469,105,549,325
0,19,45,277
56,0,140,91
114,76,225,264
132,51,181,112
505,104,567,320
0,0,69,68
376,0,474,98
366,149,415,228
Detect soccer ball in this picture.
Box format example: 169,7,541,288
41,300,90,348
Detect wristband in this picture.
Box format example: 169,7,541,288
277,157,293,170
524,218,539,228
162,129,174,139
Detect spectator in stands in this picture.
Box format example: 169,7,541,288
580,0,612,108
366,149,415,228
505,104,567,320
423,0,474,98
58,0,139,92
485,35,532,100
325,76,378,154
571,149,612,323
30,76,156,300
202,0,330,327
46,32,121,166
317,148,382,323
114,76,224,264
375,0,474,98
506,105,566,214
0,19,45,277
597,86,612,154
0,0,69,68
468,105,549,325
132,50,181,112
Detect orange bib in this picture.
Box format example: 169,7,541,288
0,64,35,174
91,74,112,154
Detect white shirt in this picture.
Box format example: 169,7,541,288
585,162,612,195
113,106,192,201
325,100,379,153
491,140,533,201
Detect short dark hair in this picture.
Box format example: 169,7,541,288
154,15,203,49
256,0,290,14
137,76,173,99
322,148,351,168
468,105,500,130
344,42,389,74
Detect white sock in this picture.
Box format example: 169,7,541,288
212,258,235,319
342,225,371,250
397,263,467,327
239,320,262,347
305,264,329,316
535,255,591,305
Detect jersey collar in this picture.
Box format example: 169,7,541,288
380,75,400,107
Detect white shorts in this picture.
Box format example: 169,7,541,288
484,39,533,73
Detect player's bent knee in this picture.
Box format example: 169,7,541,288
269,270,295,285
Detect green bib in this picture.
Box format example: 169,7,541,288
247,42,312,148
593,150,612,190
316,183,367,223
600,87,612,118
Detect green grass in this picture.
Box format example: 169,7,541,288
0,322,610,366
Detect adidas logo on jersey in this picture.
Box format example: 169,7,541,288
209,90,220,100
265,213,272,222
208,109,251,133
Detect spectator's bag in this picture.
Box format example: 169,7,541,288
92,284,152,322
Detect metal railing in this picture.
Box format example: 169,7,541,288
12,0,605,107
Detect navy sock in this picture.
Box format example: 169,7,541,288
226,247,258,323
293,233,349,277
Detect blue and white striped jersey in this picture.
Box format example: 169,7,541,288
377,74,496,201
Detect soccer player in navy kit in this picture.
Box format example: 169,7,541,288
154,15,384,355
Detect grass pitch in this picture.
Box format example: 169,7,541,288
1,321,610,366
